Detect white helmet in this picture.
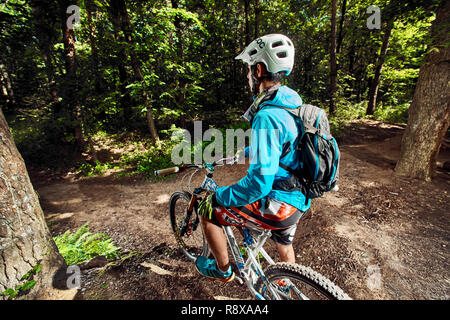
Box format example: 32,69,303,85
235,34,295,76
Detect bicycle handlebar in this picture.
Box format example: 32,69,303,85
154,166,180,176
155,151,243,177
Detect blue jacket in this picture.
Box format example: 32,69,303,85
215,86,311,212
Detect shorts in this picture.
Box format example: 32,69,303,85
208,197,305,246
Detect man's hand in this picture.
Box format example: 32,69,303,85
198,193,217,220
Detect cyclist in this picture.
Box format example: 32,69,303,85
196,34,310,282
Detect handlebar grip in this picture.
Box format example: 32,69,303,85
154,166,180,176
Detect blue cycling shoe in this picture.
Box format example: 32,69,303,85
195,256,234,283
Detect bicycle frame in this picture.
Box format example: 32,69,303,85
191,160,282,300
159,156,349,300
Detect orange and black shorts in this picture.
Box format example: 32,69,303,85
209,197,305,245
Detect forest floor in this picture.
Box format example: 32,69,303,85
29,119,450,300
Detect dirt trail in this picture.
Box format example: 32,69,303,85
31,120,450,300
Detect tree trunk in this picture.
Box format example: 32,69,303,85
254,0,260,39
395,0,450,181
109,2,132,122
329,0,338,116
243,0,251,44
85,0,102,92
0,63,15,105
60,0,84,146
0,108,66,299
336,0,347,54
111,0,159,142
171,0,188,112
366,19,394,116
30,0,59,104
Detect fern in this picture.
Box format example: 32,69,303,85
53,224,121,265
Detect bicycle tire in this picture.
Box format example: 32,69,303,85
255,262,351,300
169,191,209,262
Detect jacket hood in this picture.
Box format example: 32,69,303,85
260,85,302,110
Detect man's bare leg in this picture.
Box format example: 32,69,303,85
200,217,230,272
276,242,295,263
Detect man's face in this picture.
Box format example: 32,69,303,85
247,65,253,90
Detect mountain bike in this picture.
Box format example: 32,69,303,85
155,155,351,300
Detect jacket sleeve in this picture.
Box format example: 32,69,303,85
215,111,283,207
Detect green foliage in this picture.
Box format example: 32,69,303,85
118,139,176,179
76,160,114,177
2,0,438,171
1,264,42,299
53,224,121,266
373,102,410,124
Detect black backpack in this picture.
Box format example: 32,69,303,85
275,104,340,204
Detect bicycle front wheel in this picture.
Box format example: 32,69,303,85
255,262,351,300
169,191,209,262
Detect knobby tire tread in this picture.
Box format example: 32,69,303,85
257,262,351,300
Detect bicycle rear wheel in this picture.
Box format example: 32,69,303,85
169,191,209,262
255,262,351,300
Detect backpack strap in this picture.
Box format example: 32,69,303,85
242,85,280,123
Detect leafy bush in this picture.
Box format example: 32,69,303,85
334,99,368,121
53,224,121,266
374,102,410,124
76,160,115,177
118,139,176,179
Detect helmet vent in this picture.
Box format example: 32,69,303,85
249,49,258,56
276,51,287,58
272,41,284,48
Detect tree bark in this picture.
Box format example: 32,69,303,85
0,108,65,299
366,19,394,116
395,0,450,181
329,0,338,116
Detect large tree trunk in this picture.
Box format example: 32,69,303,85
329,0,338,116
395,0,450,181
0,108,66,299
366,19,394,115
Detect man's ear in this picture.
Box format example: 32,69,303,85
256,63,266,78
